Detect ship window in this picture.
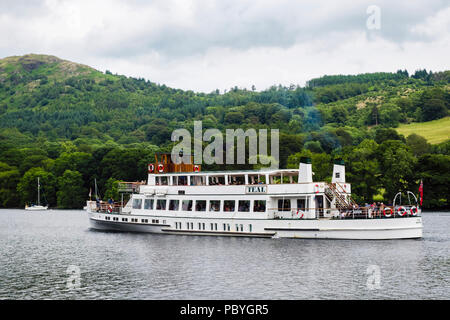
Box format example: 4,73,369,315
169,200,180,211
297,199,306,211
229,175,245,185
224,200,235,212
253,200,266,212
195,200,207,211
249,224,252,232
177,176,188,186
238,200,250,212
335,172,340,178
144,199,153,210
209,176,225,185
240,224,243,231
182,200,193,211
156,199,166,210
178,190,185,195
278,199,291,211
132,199,142,209
122,218,128,222
210,200,221,212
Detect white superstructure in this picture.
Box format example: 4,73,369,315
87,156,422,240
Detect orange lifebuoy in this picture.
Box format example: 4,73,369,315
383,207,393,217
158,164,164,173
148,163,154,173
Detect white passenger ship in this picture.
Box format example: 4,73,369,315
86,154,423,239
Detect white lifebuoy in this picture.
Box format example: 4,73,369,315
410,206,418,216
158,164,164,173
296,210,304,219
148,163,154,173
107,205,113,214
314,184,319,194
193,165,200,172
383,207,393,218
397,206,407,217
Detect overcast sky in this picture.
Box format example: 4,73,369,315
0,0,449,92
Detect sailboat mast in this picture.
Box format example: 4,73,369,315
37,177,40,206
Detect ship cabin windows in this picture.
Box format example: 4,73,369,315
190,175,206,186
195,200,207,211
210,200,221,212
144,199,153,210
210,223,218,231
174,176,188,186
169,199,179,211
155,176,169,185
224,200,235,212
156,199,167,210
223,223,230,231
249,224,253,232
132,199,142,209
278,199,291,211
228,175,245,185
182,200,193,211
238,200,250,212
297,198,308,211
248,174,265,184
253,200,266,212
209,176,225,185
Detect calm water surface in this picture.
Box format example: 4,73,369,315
0,209,448,299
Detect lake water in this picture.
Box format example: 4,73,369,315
0,209,448,300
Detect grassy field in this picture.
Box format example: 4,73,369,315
396,117,450,144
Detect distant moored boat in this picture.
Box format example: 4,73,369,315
25,177,48,211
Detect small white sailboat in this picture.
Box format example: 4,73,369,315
25,177,48,211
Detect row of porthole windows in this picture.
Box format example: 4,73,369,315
132,199,266,213
174,221,252,232
104,215,165,224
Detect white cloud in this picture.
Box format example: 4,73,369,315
0,0,448,92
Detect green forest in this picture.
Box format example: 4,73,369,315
0,54,448,209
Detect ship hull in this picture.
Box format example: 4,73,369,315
88,211,422,240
